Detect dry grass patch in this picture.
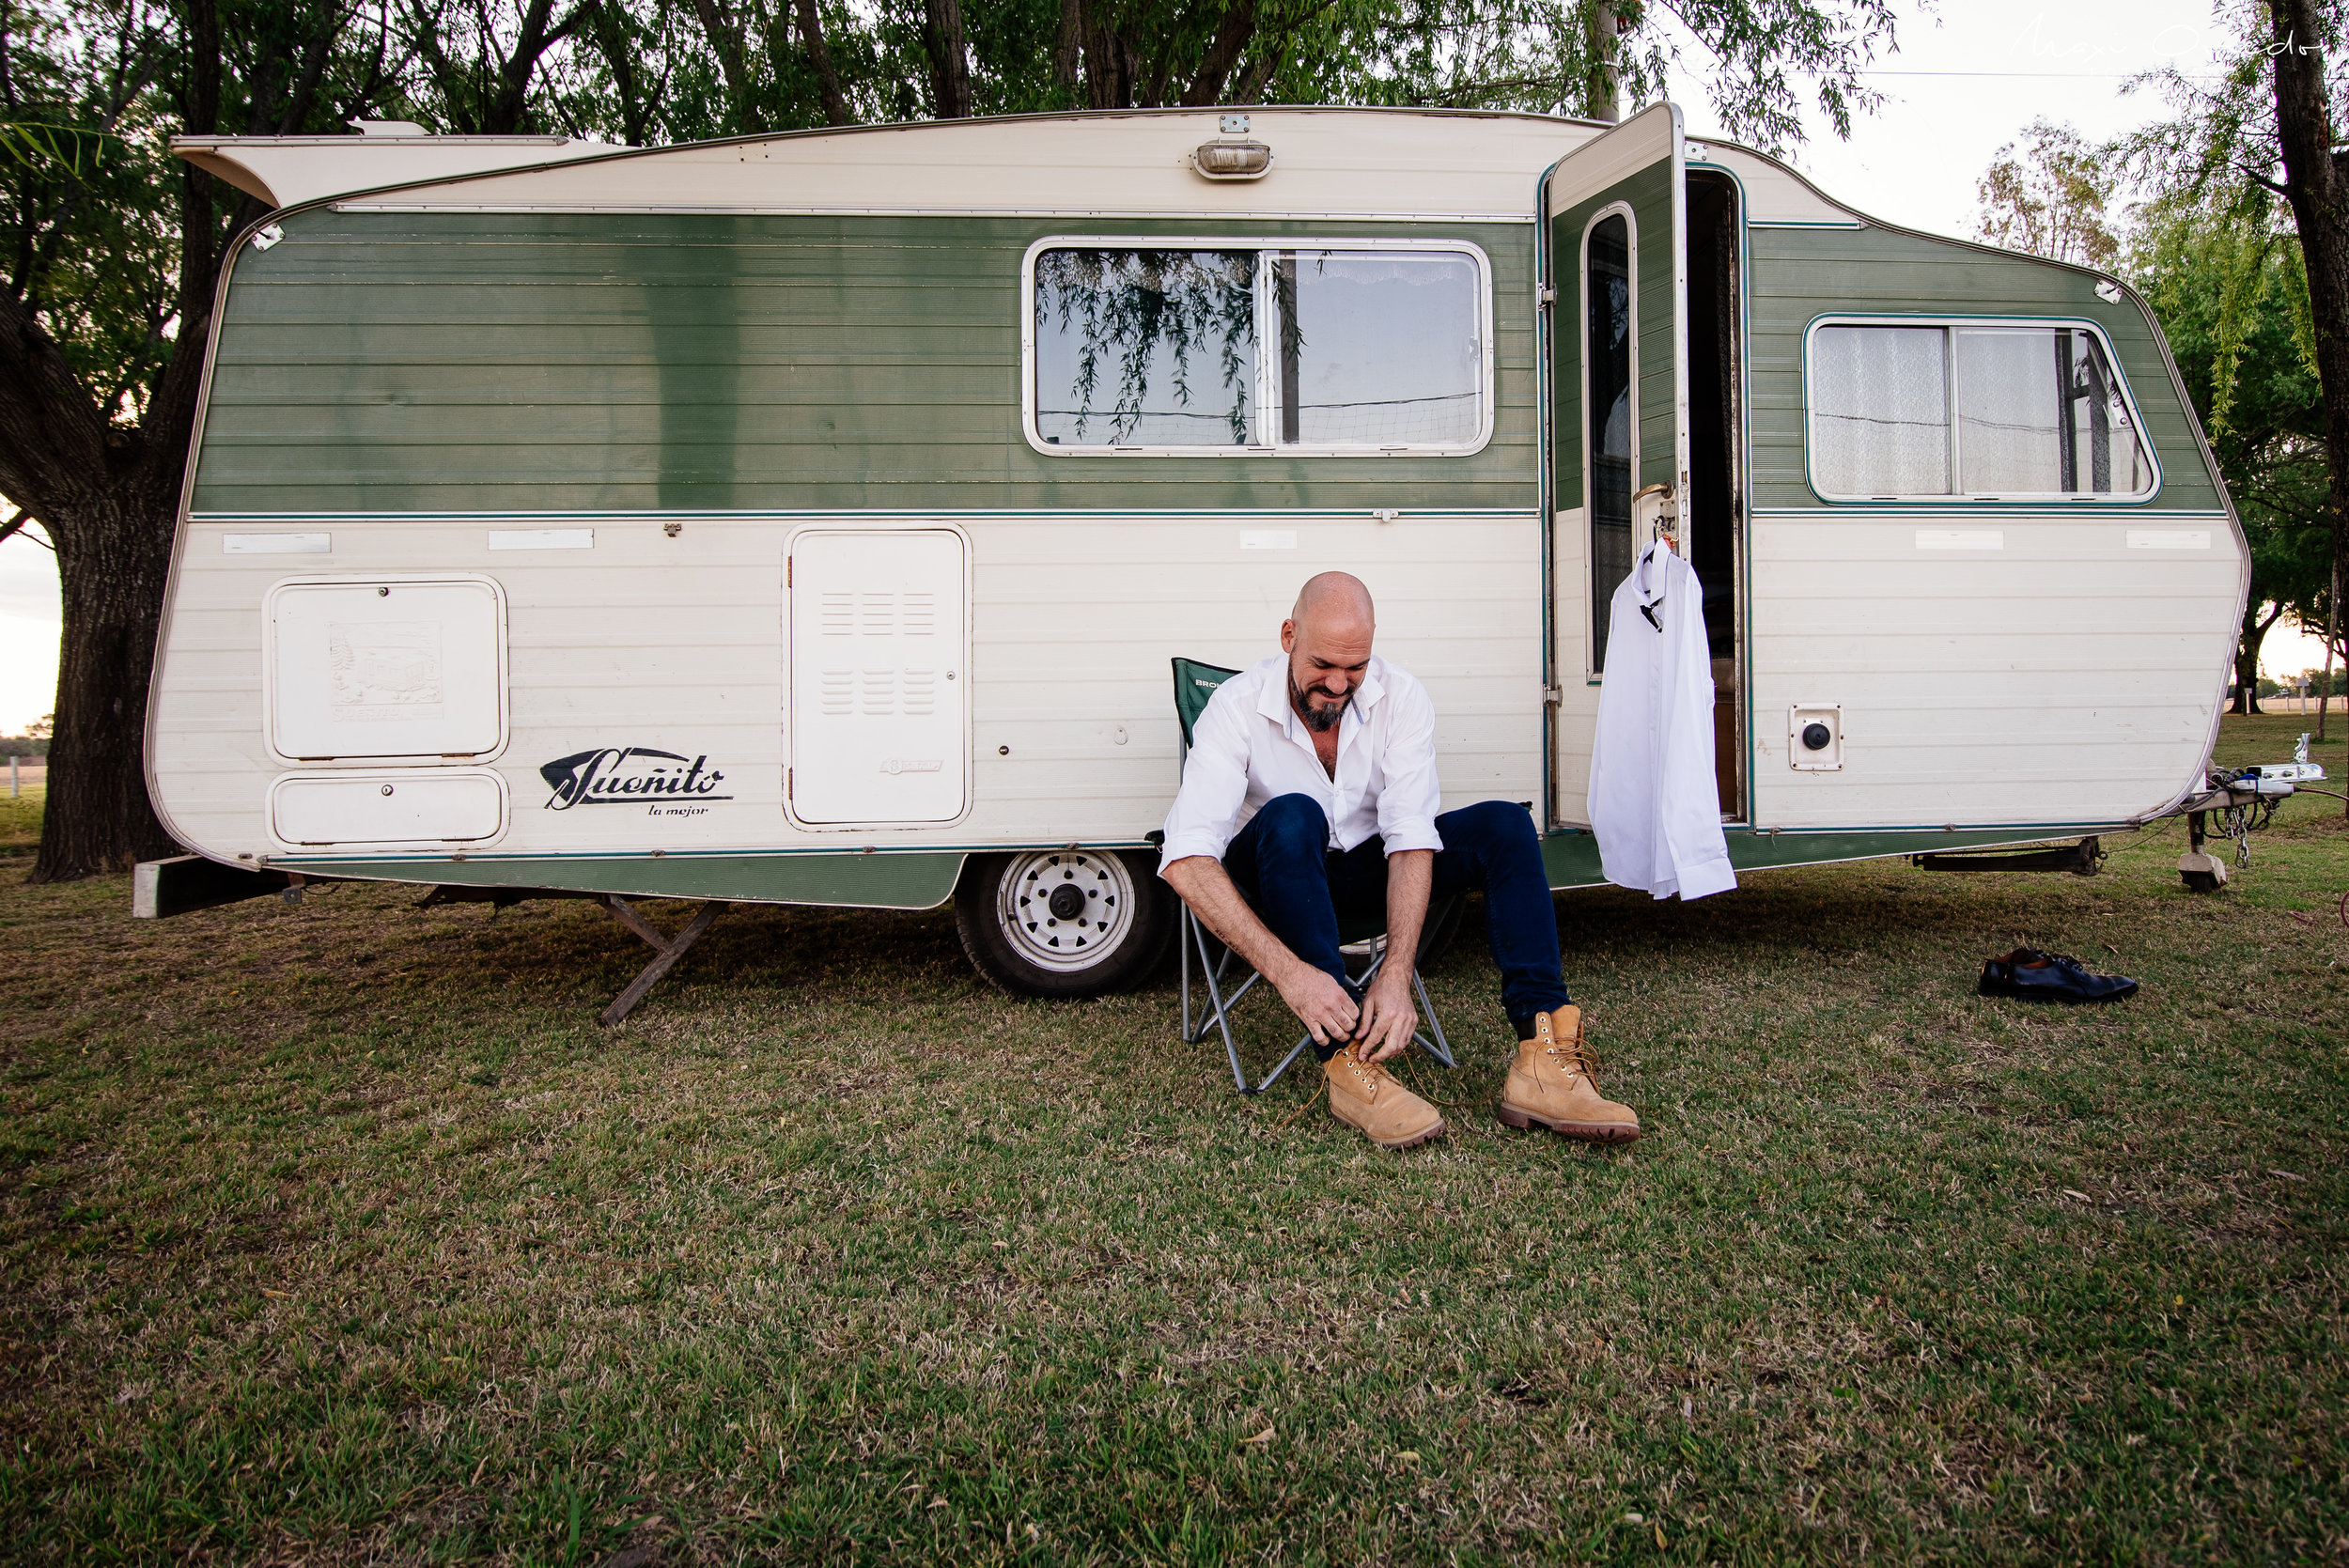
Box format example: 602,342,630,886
1,714,2344,1564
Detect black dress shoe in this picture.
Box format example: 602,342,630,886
1978,948,2139,1002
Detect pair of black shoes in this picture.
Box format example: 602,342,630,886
1978,948,2139,1002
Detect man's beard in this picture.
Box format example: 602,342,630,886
1290,672,1352,734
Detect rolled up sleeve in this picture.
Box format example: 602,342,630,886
1374,677,1443,855
1159,687,1253,874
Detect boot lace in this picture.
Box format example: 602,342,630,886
1545,1032,1602,1085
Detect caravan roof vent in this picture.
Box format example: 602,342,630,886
1192,140,1272,181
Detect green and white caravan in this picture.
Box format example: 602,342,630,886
148,104,2248,1000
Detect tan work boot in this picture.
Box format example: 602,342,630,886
1323,1048,1445,1150
1497,1006,1641,1142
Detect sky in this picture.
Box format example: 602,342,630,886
0,0,2334,735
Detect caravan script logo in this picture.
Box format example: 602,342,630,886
540,747,733,817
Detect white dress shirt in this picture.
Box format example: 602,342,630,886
1159,653,1445,873
1588,542,1737,901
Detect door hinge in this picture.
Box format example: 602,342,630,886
786,766,793,800
786,556,792,586
1542,683,1563,706
1537,285,1556,305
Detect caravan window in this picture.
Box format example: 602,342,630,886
1027,240,1492,455
1031,249,1258,447
1807,320,2156,500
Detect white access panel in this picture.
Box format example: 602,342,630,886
269,769,508,847
789,529,969,825
265,578,506,762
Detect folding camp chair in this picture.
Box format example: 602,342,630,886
1168,657,1461,1095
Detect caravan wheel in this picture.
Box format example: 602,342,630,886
955,848,1175,998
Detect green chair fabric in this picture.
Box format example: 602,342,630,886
1172,657,1240,751
1167,656,1458,1094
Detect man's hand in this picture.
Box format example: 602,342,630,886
1165,855,1361,1045
1275,963,1359,1047
1352,967,1418,1063
1351,846,1433,1063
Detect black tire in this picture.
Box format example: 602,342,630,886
955,847,1176,998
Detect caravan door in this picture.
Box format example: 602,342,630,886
1544,102,1691,828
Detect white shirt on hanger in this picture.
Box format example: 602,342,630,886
1588,541,1737,901
1159,654,1444,872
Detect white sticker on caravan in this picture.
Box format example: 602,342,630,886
488,528,594,550
224,533,329,553
1914,530,2004,551
2125,530,2212,551
1238,530,1298,551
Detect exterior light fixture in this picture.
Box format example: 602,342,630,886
1192,140,1273,180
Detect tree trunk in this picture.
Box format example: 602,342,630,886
1581,0,1619,122
2267,0,2349,807
924,0,972,118
1053,0,1082,93
792,0,852,127
34,492,180,879
2319,552,2337,742
1178,0,1256,106
689,0,767,132
2232,601,2279,714
2333,546,2346,814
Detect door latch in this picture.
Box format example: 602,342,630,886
1632,482,1679,551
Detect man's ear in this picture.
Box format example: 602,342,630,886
1280,618,1297,655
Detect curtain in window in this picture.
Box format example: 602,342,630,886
1957,327,2154,495
1811,325,1951,495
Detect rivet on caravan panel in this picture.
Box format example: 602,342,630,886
381,784,394,796
663,521,682,536
999,745,1011,755
377,586,389,597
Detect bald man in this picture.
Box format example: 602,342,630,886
1160,573,1640,1150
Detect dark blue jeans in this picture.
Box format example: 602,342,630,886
1220,794,1572,1058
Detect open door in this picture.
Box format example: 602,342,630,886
1546,102,1689,826
1546,103,1742,827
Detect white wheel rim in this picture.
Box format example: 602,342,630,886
995,849,1139,972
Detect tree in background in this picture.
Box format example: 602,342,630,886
537,0,1900,150
2125,0,2348,810
4,0,1902,880
2131,201,2331,715
1973,118,2333,718
1976,119,2122,269
0,0,413,881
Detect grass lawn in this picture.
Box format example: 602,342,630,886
2,715,2343,1564
1,788,42,857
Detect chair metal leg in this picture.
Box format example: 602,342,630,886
1411,967,1456,1068
1185,909,1250,1093
1181,905,1195,1040
1255,1032,1315,1095
1181,909,1455,1095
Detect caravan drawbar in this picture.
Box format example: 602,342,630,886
148,105,2248,998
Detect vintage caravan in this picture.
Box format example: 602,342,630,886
147,104,2247,1000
